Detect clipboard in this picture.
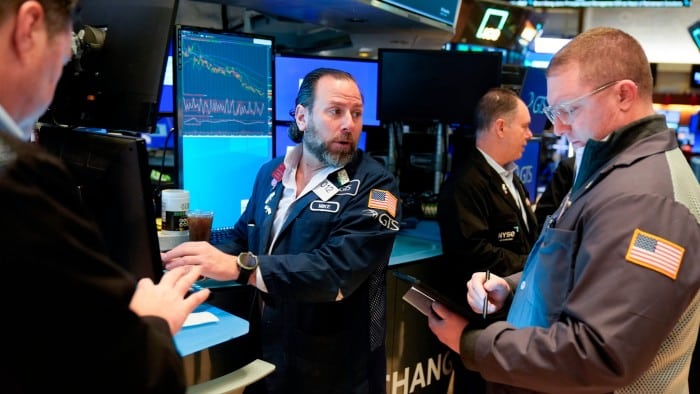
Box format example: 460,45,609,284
393,271,471,318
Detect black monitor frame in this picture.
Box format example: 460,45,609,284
376,0,462,32
38,126,163,282
378,48,502,127
690,64,700,89
41,0,178,133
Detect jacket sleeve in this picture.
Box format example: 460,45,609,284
3,143,186,392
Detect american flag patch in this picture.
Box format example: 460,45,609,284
625,229,684,280
368,189,397,217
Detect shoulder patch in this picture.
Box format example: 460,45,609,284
368,189,398,218
625,228,684,280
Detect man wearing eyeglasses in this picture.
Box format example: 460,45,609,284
427,27,700,393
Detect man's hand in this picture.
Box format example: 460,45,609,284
428,302,469,353
129,265,211,335
467,271,510,315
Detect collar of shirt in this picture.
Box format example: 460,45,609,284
477,148,528,229
0,104,29,141
477,147,517,181
282,144,340,198
269,143,341,250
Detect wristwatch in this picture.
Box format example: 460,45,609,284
236,252,258,284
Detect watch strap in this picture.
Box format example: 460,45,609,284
236,252,257,284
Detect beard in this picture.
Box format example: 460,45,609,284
302,120,356,167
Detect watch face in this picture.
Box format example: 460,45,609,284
239,252,257,270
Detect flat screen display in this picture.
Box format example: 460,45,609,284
41,0,176,133
519,67,549,134
378,49,502,127
690,64,700,89
159,42,174,114
656,109,681,130
274,54,380,126
514,137,541,200
38,126,163,282
175,25,274,229
378,0,462,31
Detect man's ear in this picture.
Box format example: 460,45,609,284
617,80,638,111
494,118,506,138
12,1,45,61
294,104,308,131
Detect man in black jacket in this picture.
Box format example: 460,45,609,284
436,87,538,393
0,1,209,391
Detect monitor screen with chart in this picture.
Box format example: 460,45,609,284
175,25,274,228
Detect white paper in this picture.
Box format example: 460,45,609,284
183,311,219,327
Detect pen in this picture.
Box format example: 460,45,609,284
482,270,490,319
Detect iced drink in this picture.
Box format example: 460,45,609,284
187,210,214,242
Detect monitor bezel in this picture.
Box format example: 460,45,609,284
37,125,163,283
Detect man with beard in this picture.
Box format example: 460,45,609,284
162,68,401,393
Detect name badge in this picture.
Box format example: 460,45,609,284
313,179,339,201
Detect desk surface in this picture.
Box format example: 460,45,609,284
389,220,442,266
174,303,249,357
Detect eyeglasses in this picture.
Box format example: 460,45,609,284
543,80,621,125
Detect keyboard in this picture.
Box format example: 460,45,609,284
209,227,235,245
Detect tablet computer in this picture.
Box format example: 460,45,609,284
393,271,471,318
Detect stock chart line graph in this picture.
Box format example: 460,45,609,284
177,31,273,136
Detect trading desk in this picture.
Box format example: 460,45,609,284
174,303,250,385
193,220,449,393
174,303,249,357
389,221,442,266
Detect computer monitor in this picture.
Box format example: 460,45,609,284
378,49,502,127
519,66,549,135
274,54,380,126
41,0,177,133
159,41,174,114
690,111,700,153
376,0,462,32
37,126,163,282
656,109,681,130
690,64,700,89
175,25,274,229
514,137,542,200
274,123,367,158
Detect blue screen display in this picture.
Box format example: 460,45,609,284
159,42,173,113
176,26,274,229
519,67,548,135
514,138,541,200
274,55,380,126
180,135,272,228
